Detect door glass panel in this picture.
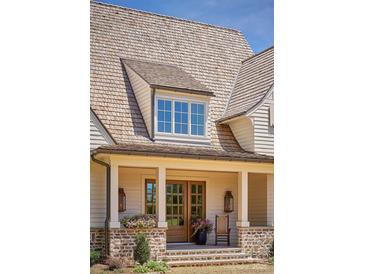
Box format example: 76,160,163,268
191,183,204,219
166,183,184,226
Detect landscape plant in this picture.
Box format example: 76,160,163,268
133,233,150,264
90,250,101,266
133,260,168,273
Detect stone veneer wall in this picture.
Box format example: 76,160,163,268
109,228,167,266
90,228,106,255
237,227,274,258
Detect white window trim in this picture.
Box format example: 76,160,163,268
154,94,209,142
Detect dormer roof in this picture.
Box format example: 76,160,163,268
122,59,214,96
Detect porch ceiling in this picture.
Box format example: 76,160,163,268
91,142,274,163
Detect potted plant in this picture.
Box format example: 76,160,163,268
191,217,213,245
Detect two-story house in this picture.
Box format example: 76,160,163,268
90,1,274,266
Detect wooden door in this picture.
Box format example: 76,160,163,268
187,181,206,242
166,181,188,242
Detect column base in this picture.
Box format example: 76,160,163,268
158,221,168,228
236,221,250,227
109,221,121,228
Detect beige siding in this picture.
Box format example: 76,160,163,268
228,117,254,152
90,110,114,150
267,174,274,226
248,173,267,226
124,66,152,137
90,161,107,227
249,92,274,156
118,168,238,245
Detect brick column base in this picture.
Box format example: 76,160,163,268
237,226,274,258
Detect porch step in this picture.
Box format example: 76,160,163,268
163,247,261,267
166,258,261,267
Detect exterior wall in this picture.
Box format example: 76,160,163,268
226,91,274,156
90,110,114,150
248,173,267,226
228,116,254,151
267,174,274,226
90,228,106,254
124,66,152,137
249,92,274,156
118,167,239,245
237,227,274,258
109,228,166,266
90,161,107,227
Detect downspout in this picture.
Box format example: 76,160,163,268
91,154,110,256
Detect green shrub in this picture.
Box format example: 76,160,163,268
145,260,168,273
133,260,169,273
90,250,101,266
133,233,150,264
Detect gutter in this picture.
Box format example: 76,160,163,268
91,155,110,256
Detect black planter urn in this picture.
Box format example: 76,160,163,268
196,230,207,245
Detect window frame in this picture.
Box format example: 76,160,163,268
155,94,208,140
145,179,156,215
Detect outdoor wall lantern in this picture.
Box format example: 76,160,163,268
224,191,234,213
119,188,126,212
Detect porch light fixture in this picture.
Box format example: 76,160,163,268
119,188,126,212
224,191,234,213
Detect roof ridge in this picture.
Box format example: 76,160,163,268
92,1,244,33
241,46,274,64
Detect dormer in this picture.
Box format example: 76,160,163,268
122,59,214,144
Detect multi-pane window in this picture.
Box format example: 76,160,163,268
191,184,203,218
157,99,172,133
156,97,206,137
174,101,188,134
190,103,205,136
145,180,156,214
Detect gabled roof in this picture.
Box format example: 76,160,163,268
91,1,253,153
218,46,274,123
122,59,214,96
90,2,275,162
92,142,274,163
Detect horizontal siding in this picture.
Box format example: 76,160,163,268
249,94,274,156
90,161,106,228
248,173,267,226
90,110,114,150
125,66,152,137
267,174,274,226
228,117,254,152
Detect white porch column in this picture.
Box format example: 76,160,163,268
109,162,120,228
237,171,250,227
267,174,274,226
156,166,167,228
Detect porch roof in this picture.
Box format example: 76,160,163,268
91,142,273,163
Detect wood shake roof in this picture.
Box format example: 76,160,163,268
90,1,273,162
122,59,214,96
219,47,274,122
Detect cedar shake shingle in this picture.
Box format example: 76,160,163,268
91,2,272,162
122,59,213,96
219,47,274,122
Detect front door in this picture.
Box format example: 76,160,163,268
166,180,206,242
166,181,187,242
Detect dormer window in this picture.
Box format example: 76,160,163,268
156,97,207,138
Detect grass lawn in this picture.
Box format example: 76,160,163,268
91,263,273,274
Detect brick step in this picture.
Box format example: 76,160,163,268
166,248,242,256
166,258,261,267
164,252,248,262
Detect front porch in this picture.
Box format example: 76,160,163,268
91,154,274,264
